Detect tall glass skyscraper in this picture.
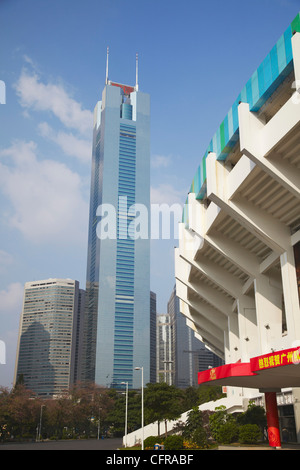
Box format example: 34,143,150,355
81,69,150,389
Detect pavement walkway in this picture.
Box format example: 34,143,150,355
218,443,300,450
0,438,123,451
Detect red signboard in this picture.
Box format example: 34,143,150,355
250,347,300,372
198,362,256,385
198,346,300,387
110,81,135,96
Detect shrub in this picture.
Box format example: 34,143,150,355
183,407,204,439
163,435,184,450
237,402,267,431
144,436,164,449
239,424,261,444
217,421,239,444
191,427,208,448
183,440,199,450
209,405,238,443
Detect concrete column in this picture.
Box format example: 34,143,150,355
236,294,257,362
206,153,290,254
227,311,240,363
254,273,282,354
280,246,300,341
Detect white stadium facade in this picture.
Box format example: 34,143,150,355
175,13,300,448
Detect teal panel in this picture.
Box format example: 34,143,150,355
257,63,265,96
263,54,272,90
183,12,299,220
270,44,279,81
276,34,287,74
284,26,293,63
246,79,253,108
227,107,234,136
251,70,260,104
224,115,229,144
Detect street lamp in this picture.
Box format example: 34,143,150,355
134,366,144,450
121,381,128,448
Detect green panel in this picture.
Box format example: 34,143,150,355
220,121,225,150
291,13,300,33
202,155,206,182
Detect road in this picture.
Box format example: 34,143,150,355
0,438,123,450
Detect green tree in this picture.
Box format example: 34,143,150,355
216,420,239,444
182,406,208,448
236,401,266,434
209,405,237,443
239,424,261,444
182,386,225,411
0,387,12,441
106,389,141,436
198,385,225,405
6,385,42,440
183,387,199,411
144,382,184,437
183,406,203,438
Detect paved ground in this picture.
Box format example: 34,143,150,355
1,439,300,451
218,444,300,450
0,438,123,451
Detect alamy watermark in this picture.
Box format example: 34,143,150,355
1,84,7,364
96,197,184,241
0,340,6,365
0,80,6,105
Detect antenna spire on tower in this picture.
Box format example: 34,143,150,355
135,53,139,91
105,47,109,84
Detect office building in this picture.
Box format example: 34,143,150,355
175,14,300,446
14,279,85,398
156,314,173,385
150,291,157,383
81,55,151,389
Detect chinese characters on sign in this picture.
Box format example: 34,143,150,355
251,347,300,372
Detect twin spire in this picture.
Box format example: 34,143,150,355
105,47,139,91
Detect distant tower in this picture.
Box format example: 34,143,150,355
150,291,157,383
81,52,151,389
14,279,85,398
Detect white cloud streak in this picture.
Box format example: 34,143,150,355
0,282,24,316
0,141,88,245
151,154,172,169
15,70,93,136
150,183,186,206
38,122,92,164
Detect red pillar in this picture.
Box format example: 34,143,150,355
265,392,281,448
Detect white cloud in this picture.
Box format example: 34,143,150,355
15,70,93,136
0,282,23,316
150,183,186,206
0,283,23,386
0,140,88,245
38,122,92,164
0,250,14,270
151,154,172,169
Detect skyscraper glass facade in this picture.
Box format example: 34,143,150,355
14,279,84,398
82,80,150,389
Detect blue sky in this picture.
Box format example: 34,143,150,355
0,0,299,387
